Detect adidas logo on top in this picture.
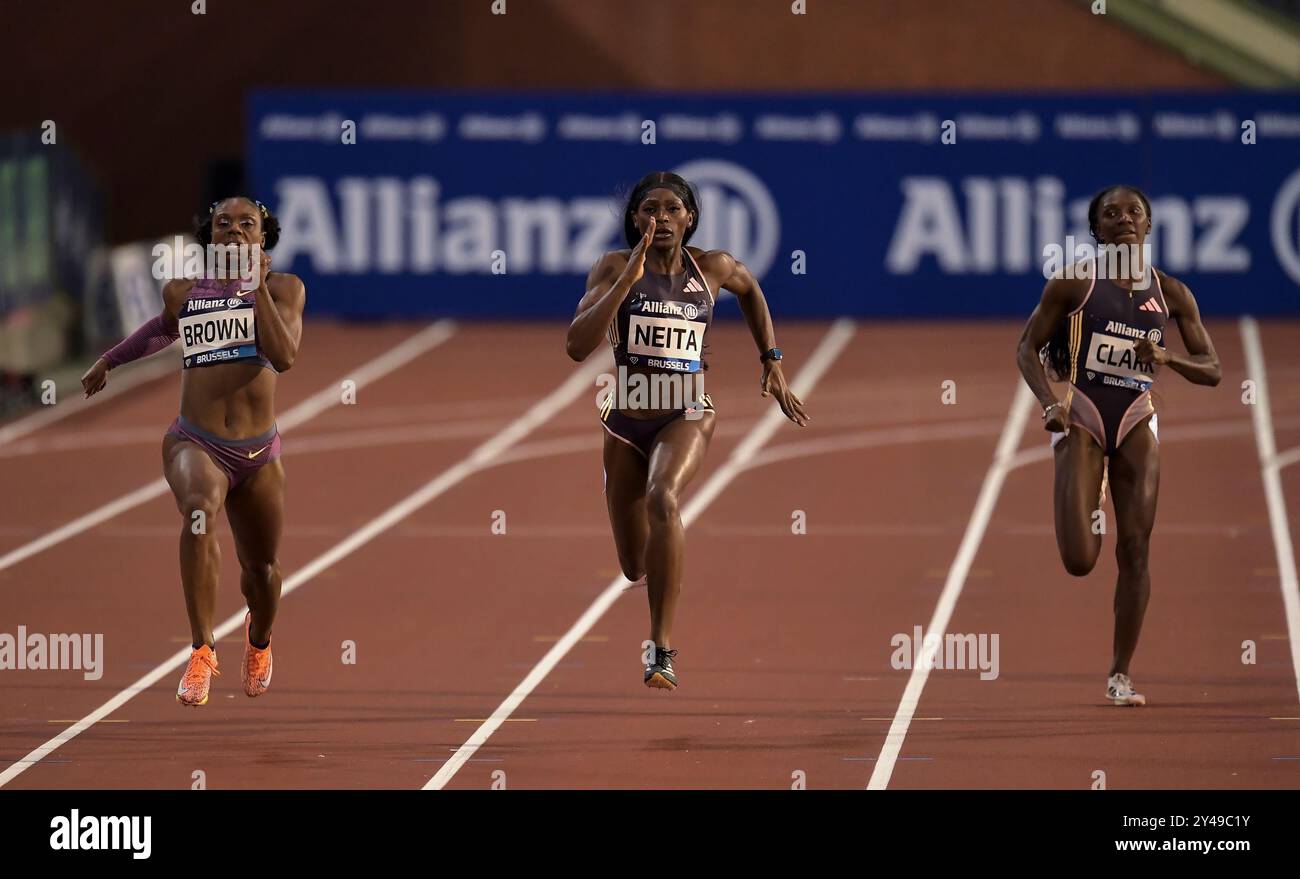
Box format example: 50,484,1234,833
683,277,704,294
1138,298,1162,313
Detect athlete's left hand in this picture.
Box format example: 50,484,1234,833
762,360,809,427
1133,338,1168,367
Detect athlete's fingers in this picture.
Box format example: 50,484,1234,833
772,388,798,425
790,393,809,426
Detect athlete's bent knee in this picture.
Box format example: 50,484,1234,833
179,492,221,527
240,560,280,590
1115,532,1150,570
1061,549,1098,577
644,484,680,525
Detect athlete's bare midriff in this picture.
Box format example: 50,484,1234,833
179,365,276,438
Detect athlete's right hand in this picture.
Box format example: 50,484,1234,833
621,217,655,287
1042,400,1068,433
80,357,110,399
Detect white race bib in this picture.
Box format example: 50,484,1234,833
179,300,258,366
1085,331,1155,386
627,314,705,372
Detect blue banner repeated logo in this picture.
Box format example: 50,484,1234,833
248,92,1300,318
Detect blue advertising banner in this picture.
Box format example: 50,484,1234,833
248,92,1300,318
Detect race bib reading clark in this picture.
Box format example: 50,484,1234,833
1085,331,1155,387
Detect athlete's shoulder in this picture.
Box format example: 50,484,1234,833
1042,274,1091,309
1154,269,1196,314
686,246,739,277
267,271,306,303
1154,268,1189,297
588,249,630,282
686,245,729,265
267,271,305,292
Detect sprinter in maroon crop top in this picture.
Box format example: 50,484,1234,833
80,197,306,707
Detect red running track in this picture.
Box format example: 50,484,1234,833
1,318,1297,789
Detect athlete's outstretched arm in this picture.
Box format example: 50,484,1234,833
1133,275,1220,386
80,280,188,398
566,221,654,362
1016,276,1087,432
715,252,808,426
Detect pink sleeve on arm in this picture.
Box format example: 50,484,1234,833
102,314,180,369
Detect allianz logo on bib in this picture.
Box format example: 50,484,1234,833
50,810,151,860
639,300,700,320
187,297,239,312
1103,320,1158,341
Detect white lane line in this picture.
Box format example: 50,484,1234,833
0,355,175,447
1240,317,1300,703
0,352,608,788
867,379,1035,790
0,320,457,576
1276,447,1300,471
424,318,858,790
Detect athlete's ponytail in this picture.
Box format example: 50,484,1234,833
1040,321,1071,383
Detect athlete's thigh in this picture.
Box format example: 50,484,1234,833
225,458,286,569
603,430,649,562
162,435,228,514
1053,428,1105,532
646,411,716,492
1108,417,1159,539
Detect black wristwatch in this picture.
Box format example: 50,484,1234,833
759,347,783,363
